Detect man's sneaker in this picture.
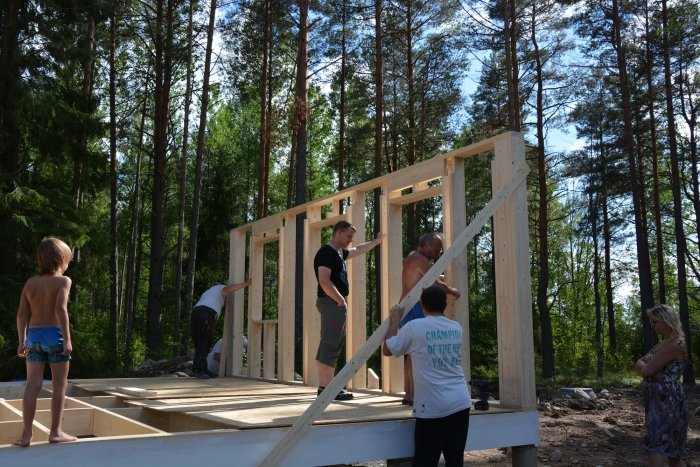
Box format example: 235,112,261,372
193,371,210,379
317,387,354,401
334,389,354,401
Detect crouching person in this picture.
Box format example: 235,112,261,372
382,286,471,466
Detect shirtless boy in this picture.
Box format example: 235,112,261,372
400,233,460,405
15,236,77,447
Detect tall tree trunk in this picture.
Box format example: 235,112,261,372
266,24,273,202
531,8,554,378
185,0,219,336
383,105,390,172
287,128,297,209
390,80,399,173
123,93,148,372
635,106,649,251
373,0,383,325
418,81,426,160
0,1,21,278
175,0,195,355
147,0,176,357
129,193,147,369
257,0,271,220
338,1,347,211
661,0,694,384
405,0,417,246
504,0,520,131
679,66,699,282
602,169,617,355
72,10,95,210
109,8,119,363
590,192,603,378
293,0,309,374
70,9,96,300
644,1,666,303
610,0,655,350
0,0,20,184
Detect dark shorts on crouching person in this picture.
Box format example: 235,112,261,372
191,305,216,374
315,296,347,367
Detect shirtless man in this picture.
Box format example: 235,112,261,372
400,233,460,405
15,236,77,446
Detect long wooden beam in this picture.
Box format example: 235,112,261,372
258,166,529,466
226,133,516,244
230,133,515,225
389,185,443,206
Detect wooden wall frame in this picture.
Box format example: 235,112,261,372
223,131,536,464
225,132,532,400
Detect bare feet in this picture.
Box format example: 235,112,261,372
48,431,77,444
13,432,32,447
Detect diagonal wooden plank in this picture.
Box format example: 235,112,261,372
259,166,529,466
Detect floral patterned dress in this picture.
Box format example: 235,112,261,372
640,337,688,459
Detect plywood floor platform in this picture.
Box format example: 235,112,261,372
78,376,433,428
1,376,539,466
73,375,523,428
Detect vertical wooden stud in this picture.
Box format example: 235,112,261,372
263,321,277,380
442,157,471,380
303,206,322,387
380,191,404,394
222,228,248,376
248,234,264,377
492,132,536,410
346,190,367,389
278,216,296,381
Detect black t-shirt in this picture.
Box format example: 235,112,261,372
314,244,350,298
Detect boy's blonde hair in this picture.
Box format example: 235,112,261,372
646,304,685,339
37,236,72,274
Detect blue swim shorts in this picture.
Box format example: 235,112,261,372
25,327,70,363
400,301,424,327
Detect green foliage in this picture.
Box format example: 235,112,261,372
0,0,698,387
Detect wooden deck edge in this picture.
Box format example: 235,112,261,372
1,411,539,467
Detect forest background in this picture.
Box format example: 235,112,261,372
0,0,698,387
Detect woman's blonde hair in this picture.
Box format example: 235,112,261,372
646,304,685,339
37,236,72,274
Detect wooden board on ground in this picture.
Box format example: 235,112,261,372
115,387,159,398
190,393,412,429
127,392,414,429
70,376,219,391
0,382,52,400
72,376,310,400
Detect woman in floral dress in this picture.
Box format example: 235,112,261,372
635,304,688,467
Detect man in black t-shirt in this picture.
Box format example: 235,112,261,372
314,220,383,400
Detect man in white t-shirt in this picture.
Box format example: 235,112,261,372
382,286,471,466
191,281,250,378
206,336,249,376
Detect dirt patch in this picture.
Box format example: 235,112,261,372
463,385,700,466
